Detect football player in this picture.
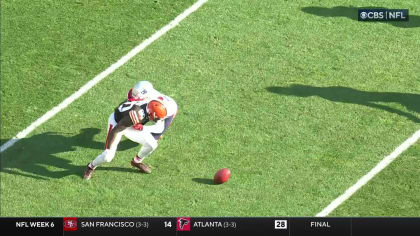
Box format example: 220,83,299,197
127,80,178,141
84,82,178,180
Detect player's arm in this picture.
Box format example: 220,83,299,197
106,108,144,149
141,119,165,134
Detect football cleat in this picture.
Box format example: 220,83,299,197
83,165,95,180
130,160,151,174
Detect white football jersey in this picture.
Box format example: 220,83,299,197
141,91,178,135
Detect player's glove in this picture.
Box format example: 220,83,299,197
133,123,143,131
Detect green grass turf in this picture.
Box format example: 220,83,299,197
330,141,420,216
0,0,195,145
1,0,420,217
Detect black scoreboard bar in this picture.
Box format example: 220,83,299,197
1,217,419,236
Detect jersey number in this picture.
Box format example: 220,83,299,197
118,102,135,112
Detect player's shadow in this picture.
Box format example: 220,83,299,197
266,85,420,123
301,6,420,28
0,128,139,180
192,178,215,185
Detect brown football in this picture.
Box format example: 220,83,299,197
214,168,231,184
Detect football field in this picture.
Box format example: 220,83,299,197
1,0,419,217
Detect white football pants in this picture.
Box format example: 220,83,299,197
91,113,158,168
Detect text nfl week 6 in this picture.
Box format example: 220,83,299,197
16,221,55,228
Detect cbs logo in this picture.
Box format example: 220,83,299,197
360,11,384,19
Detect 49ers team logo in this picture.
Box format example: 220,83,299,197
63,217,78,231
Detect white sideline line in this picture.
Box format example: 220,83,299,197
0,0,208,153
316,129,420,217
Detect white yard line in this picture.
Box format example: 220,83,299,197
316,129,420,217
0,0,208,153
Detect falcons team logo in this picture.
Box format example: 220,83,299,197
177,217,191,231
63,217,78,231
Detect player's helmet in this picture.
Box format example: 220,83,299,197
147,100,167,121
128,81,154,101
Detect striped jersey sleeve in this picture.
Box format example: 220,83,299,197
129,109,144,125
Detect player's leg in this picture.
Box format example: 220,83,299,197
84,113,118,179
91,132,122,166
124,128,157,173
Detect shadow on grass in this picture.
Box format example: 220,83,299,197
1,128,139,180
192,178,215,185
266,85,420,123
301,6,420,28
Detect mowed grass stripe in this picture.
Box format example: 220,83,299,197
317,129,420,216
330,141,420,216
0,0,208,152
1,0,196,144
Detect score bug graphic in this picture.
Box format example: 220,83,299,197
177,217,191,231
274,220,288,229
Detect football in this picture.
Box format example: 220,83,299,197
213,168,231,184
